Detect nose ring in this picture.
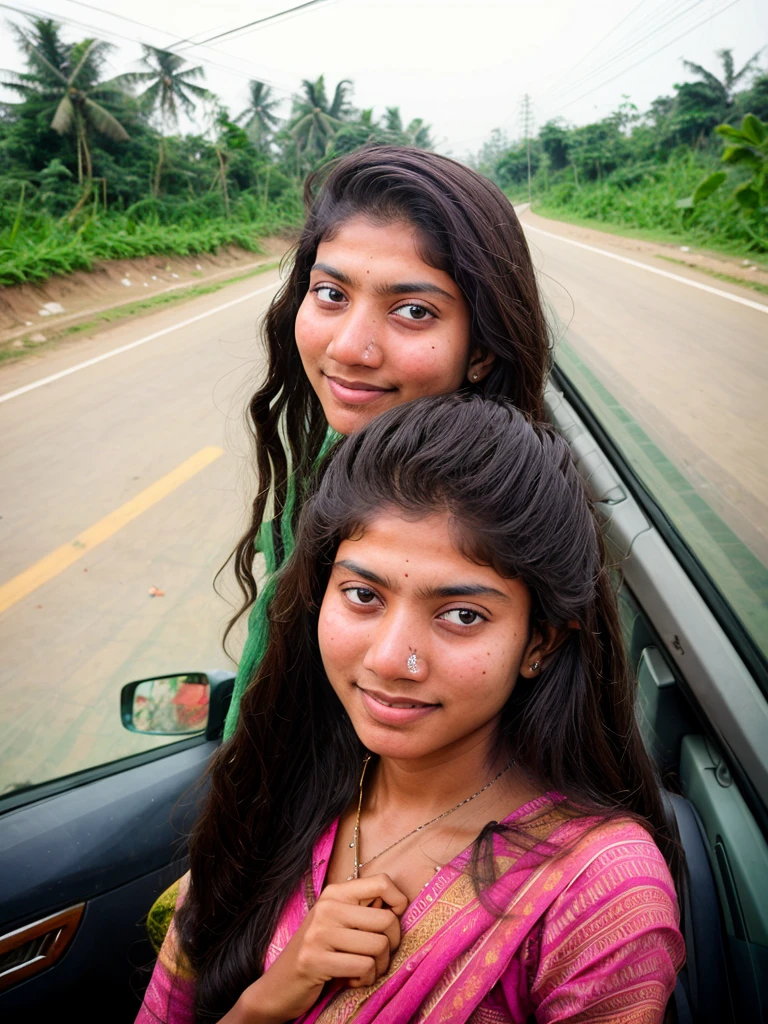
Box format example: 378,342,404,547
407,648,418,674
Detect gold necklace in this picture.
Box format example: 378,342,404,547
346,754,515,881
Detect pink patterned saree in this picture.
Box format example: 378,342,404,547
137,794,684,1024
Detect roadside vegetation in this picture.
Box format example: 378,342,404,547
0,17,434,286
473,49,768,255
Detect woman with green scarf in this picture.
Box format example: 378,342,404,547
146,145,552,950
223,145,552,741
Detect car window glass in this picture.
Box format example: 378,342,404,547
549,312,768,668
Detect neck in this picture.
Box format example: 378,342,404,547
366,726,509,817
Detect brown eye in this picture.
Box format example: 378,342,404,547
393,303,434,322
344,587,379,606
315,286,346,303
438,608,486,626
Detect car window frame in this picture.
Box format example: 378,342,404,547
551,363,768,700
0,734,210,816
547,368,768,837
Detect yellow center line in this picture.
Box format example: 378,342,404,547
0,446,224,616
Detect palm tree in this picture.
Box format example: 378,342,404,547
381,107,432,149
404,117,433,150
671,48,764,145
121,45,210,195
682,48,764,112
4,18,130,184
235,80,281,145
289,75,353,165
383,106,403,133
127,45,210,129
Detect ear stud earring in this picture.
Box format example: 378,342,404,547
530,661,540,672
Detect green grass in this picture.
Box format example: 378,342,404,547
0,193,302,286
514,151,768,260
0,260,279,365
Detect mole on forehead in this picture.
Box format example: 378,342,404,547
311,262,455,301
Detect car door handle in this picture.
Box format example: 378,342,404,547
0,903,84,992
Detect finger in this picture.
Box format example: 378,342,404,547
328,928,391,978
324,952,377,985
333,904,401,948
321,875,409,916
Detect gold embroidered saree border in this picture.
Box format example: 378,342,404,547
313,808,581,1024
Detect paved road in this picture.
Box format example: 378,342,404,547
0,270,282,790
1,221,767,792
520,211,768,658
520,211,768,562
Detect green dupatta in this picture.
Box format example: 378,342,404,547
223,428,339,741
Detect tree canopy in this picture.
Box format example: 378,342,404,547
0,15,434,212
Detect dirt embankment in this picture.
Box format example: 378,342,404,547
0,238,289,347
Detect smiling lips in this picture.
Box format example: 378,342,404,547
325,374,396,405
358,686,439,725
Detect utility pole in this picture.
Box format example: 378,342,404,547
519,93,534,204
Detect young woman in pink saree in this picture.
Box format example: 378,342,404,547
138,396,684,1024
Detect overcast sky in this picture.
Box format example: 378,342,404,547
1,0,767,157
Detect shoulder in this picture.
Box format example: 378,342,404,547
563,815,676,889
544,816,680,942
527,817,684,1021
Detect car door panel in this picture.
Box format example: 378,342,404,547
0,866,180,1022
546,376,768,1022
545,380,768,807
0,739,216,1018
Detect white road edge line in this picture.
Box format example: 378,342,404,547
523,223,768,315
0,279,280,405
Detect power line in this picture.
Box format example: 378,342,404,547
173,0,332,50
545,0,708,102
543,0,653,99
3,0,335,105
557,0,742,111
454,0,741,154
0,0,301,104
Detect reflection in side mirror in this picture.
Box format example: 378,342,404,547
120,674,210,736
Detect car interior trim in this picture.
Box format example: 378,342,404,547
0,902,84,993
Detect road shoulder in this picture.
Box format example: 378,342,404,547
517,206,768,300
0,238,291,365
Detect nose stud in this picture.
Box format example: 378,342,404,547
407,649,418,674
364,338,375,360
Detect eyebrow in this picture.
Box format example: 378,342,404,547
312,262,353,286
375,281,456,301
334,560,392,589
333,561,508,601
310,263,455,302
418,583,509,601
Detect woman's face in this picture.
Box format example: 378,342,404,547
295,216,478,436
318,511,543,764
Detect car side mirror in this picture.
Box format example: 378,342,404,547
120,671,235,740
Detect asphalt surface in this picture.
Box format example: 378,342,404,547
0,269,282,790
1,222,767,791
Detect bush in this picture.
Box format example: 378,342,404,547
526,150,765,253
0,185,304,285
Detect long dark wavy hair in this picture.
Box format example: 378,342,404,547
226,145,552,647
179,394,677,1022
